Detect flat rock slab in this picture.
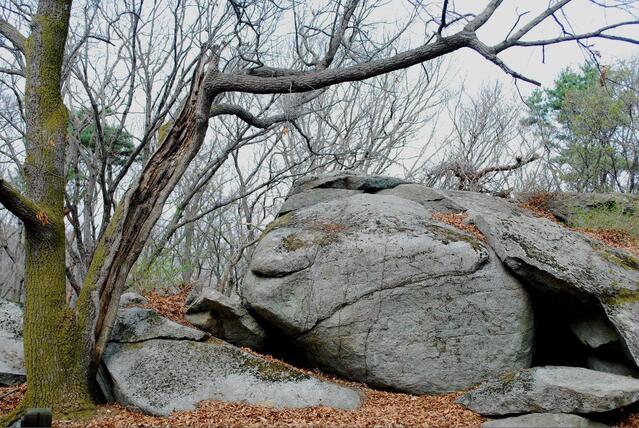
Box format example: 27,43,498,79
103,338,362,416
483,413,608,428
0,298,24,385
458,366,639,415
111,306,207,343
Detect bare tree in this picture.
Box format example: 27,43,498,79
0,0,638,422
425,83,541,192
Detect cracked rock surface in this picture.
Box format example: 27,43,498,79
185,287,266,349
104,301,361,416
242,186,534,393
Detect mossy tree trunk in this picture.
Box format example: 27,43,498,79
0,0,94,423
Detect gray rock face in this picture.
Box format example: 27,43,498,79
186,288,265,349
103,338,362,416
111,306,207,343
441,190,639,367
483,413,608,428
243,192,534,394
0,298,24,385
288,172,407,196
458,366,639,415
570,313,619,349
280,188,362,214
587,356,639,378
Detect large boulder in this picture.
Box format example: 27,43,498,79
457,366,639,415
0,298,24,385
185,287,266,349
104,338,362,416
243,191,534,394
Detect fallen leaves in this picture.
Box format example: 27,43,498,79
36,211,50,225
139,284,193,326
52,389,483,428
431,211,486,242
0,383,26,416
517,193,557,221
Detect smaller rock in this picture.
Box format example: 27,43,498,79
587,355,639,378
483,413,608,428
378,184,466,213
280,188,361,214
111,306,206,343
289,173,407,196
570,313,619,349
119,292,148,306
186,288,265,349
104,338,362,416
0,298,24,385
457,366,639,415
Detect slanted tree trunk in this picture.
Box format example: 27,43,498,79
0,0,94,424
76,53,216,378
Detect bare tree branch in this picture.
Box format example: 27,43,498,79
0,17,26,53
0,178,51,232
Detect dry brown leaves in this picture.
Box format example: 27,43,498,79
574,228,639,257
139,284,193,325
0,383,26,417
52,389,482,428
618,412,639,428
431,211,486,242
518,193,639,257
517,193,557,221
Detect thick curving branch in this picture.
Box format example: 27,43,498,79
210,104,292,129
0,178,52,233
0,18,26,53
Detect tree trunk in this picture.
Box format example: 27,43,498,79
0,0,94,424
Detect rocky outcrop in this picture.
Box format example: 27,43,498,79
107,290,362,415
185,287,266,349
243,179,534,394
0,298,24,385
457,366,639,415
103,299,362,416
482,413,608,428
240,173,639,396
2,294,361,416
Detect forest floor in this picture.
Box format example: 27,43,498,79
2,286,638,427
2,194,639,427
